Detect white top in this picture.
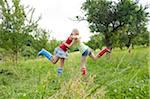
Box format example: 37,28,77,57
76,37,89,54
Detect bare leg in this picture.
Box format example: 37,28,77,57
80,56,86,69
51,55,60,64
89,52,98,61
90,49,110,61
80,56,87,76
60,58,65,68
95,48,111,59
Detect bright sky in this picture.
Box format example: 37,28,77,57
21,0,150,42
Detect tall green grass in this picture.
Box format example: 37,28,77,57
0,47,149,98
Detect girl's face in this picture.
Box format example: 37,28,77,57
71,32,79,42
71,29,79,36
72,31,79,36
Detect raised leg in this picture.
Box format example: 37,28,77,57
38,49,53,60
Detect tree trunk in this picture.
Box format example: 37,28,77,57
104,32,112,49
120,46,123,50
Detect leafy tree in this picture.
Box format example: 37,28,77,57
86,34,104,50
0,0,39,63
81,0,149,49
133,31,149,46
47,39,61,53
34,29,49,50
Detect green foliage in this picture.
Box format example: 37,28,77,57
133,31,149,46
0,48,8,62
30,28,50,53
86,34,104,50
81,0,149,48
0,0,39,63
0,0,55,62
21,46,36,59
46,39,61,53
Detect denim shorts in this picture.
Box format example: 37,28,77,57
82,48,91,57
54,47,68,59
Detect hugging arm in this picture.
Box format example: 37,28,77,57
63,39,77,48
70,35,79,39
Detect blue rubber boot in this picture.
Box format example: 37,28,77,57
57,67,63,76
38,49,52,60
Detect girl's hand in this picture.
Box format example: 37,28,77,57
63,42,70,48
71,35,79,39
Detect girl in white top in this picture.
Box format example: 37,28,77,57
75,35,111,76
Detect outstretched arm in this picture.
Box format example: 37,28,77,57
63,39,77,48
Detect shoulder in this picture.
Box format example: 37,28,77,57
66,36,72,40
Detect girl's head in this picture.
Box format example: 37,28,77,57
71,28,79,36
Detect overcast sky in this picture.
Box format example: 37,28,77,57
21,0,150,42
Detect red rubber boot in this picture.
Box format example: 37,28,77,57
98,48,110,56
81,67,87,76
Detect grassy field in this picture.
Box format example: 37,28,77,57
0,47,149,99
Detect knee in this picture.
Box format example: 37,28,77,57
52,60,57,64
94,56,99,61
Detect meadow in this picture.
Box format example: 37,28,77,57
0,47,149,99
